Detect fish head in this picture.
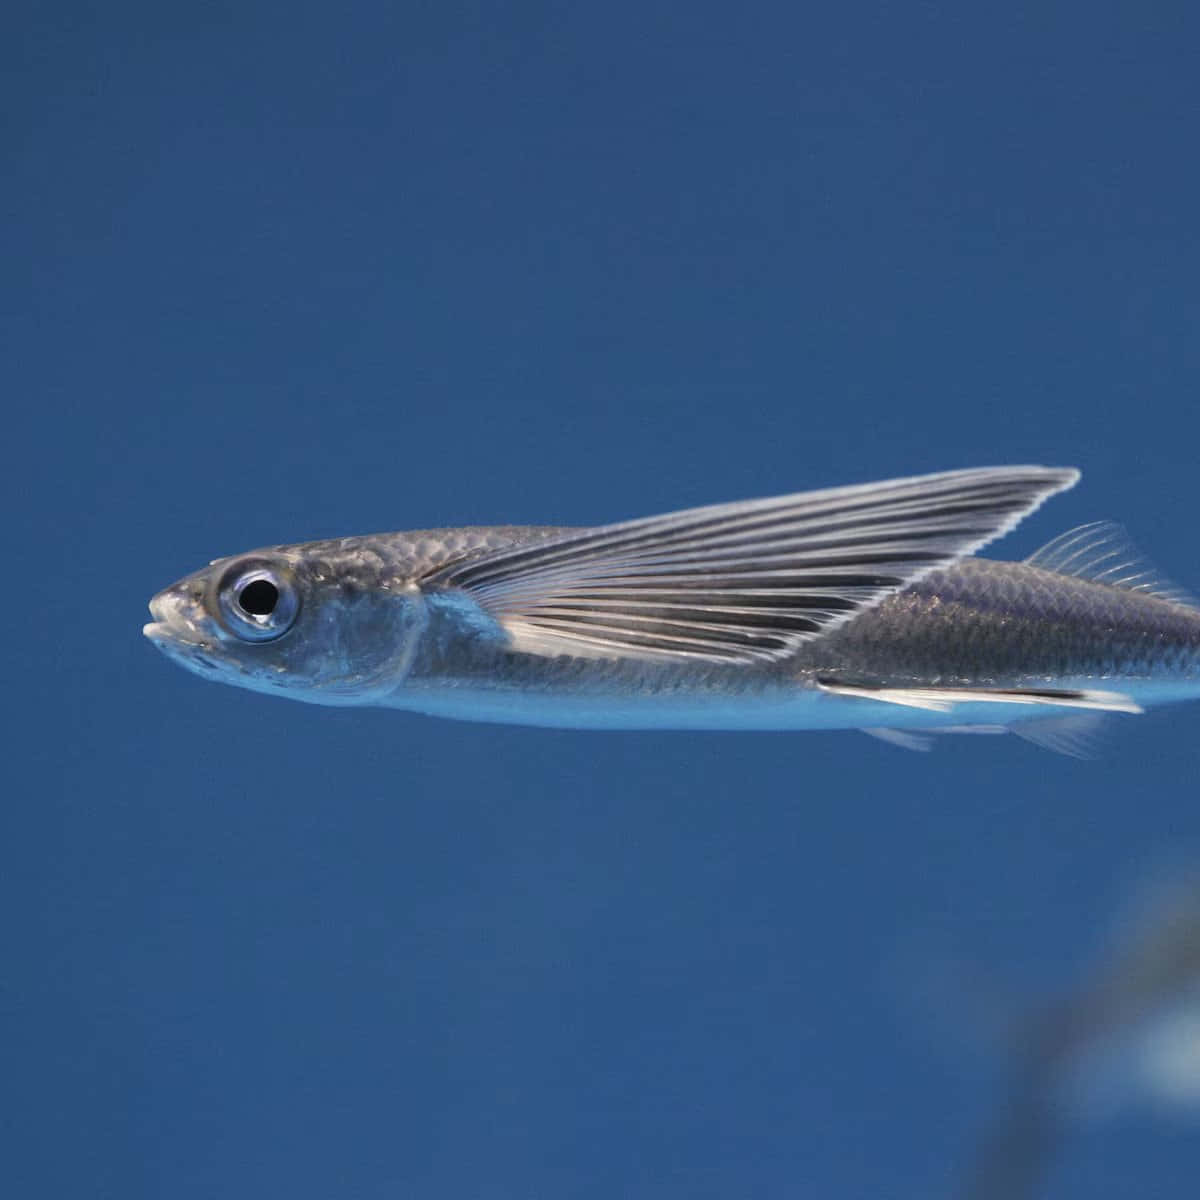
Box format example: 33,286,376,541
143,544,428,704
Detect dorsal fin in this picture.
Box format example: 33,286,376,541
1025,521,1197,609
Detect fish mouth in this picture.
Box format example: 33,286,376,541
143,616,226,675
142,619,203,648
143,589,217,657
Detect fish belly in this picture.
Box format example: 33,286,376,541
386,673,1200,731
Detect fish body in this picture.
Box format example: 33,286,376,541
399,556,1200,731
144,466,1200,748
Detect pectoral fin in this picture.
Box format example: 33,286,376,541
426,466,1079,664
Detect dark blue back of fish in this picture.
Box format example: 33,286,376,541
805,559,1200,686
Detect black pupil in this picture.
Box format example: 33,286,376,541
238,578,279,617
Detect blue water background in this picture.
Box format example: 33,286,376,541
8,4,1200,1196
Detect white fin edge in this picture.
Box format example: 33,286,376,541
820,681,1142,715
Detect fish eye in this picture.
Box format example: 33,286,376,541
216,560,300,642
238,578,278,615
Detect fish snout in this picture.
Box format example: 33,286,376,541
143,583,211,646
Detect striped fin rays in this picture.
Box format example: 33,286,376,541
426,466,1080,665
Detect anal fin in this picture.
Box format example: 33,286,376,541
859,714,1112,758
1011,713,1110,759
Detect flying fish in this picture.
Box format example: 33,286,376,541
144,466,1200,753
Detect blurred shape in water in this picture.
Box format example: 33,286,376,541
961,869,1200,1199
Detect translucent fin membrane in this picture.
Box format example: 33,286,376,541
1025,522,1197,609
